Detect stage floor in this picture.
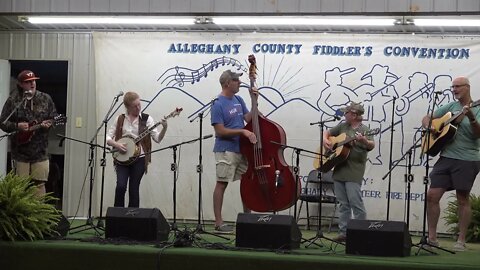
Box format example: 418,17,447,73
1,219,479,270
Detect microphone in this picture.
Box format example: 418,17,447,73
203,134,213,139
434,90,444,95
115,91,124,98
334,109,344,120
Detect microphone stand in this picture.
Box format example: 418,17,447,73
94,94,122,229
304,116,343,249
386,96,396,220
69,93,120,235
414,92,454,255
139,135,214,234
381,137,422,229
59,134,111,235
188,99,229,240
0,96,27,141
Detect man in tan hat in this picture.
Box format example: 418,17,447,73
0,70,58,196
322,101,375,242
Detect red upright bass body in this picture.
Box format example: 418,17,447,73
239,55,299,212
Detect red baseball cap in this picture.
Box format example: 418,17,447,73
17,70,40,82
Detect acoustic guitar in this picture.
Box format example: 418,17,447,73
16,114,67,145
313,128,380,172
112,108,182,165
421,99,480,156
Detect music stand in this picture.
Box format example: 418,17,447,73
139,135,213,233
188,100,229,240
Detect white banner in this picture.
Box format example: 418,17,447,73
94,32,480,232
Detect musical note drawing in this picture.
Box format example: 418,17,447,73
157,56,247,87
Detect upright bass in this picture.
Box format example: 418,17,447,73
240,55,299,212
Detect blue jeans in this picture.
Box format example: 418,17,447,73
114,157,145,207
334,180,366,236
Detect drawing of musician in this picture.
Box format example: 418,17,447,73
106,91,168,208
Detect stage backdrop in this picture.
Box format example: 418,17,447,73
93,32,480,233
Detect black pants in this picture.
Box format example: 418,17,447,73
114,157,145,207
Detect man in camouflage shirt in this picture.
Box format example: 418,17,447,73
0,70,57,196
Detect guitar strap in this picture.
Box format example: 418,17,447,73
139,113,152,173
114,114,125,141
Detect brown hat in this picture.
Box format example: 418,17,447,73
219,70,242,85
17,70,40,82
340,102,365,115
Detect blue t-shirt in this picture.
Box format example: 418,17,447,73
211,95,249,153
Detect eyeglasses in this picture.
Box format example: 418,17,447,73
450,84,468,89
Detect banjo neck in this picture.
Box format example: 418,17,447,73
131,107,183,144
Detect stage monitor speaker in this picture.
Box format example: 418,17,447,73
346,219,412,257
105,207,170,241
47,214,70,239
235,213,301,250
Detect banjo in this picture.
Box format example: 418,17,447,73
113,107,183,165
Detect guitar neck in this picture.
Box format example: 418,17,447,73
336,136,357,148
28,123,44,132
445,100,480,126
445,112,462,126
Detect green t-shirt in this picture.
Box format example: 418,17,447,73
328,123,373,183
433,101,480,161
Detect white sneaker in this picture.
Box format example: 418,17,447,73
453,241,466,252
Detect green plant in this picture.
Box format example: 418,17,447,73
0,172,61,241
443,193,480,242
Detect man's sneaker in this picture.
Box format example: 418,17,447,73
453,241,466,252
214,224,234,233
333,234,347,243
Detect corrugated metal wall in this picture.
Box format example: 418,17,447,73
0,0,479,14
0,0,479,217
0,32,97,216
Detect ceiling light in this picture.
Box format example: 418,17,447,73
213,17,396,26
25,16,195,25
414,19,480,27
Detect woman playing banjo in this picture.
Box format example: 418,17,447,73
106,91,168,208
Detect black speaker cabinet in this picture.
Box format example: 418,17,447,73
346,219,412,257
235,213,301,250
46,214,70,240
105,207,170,241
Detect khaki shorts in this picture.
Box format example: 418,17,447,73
215,151,248,182
14,160,49,181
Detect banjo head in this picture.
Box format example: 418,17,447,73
113,136,138,162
